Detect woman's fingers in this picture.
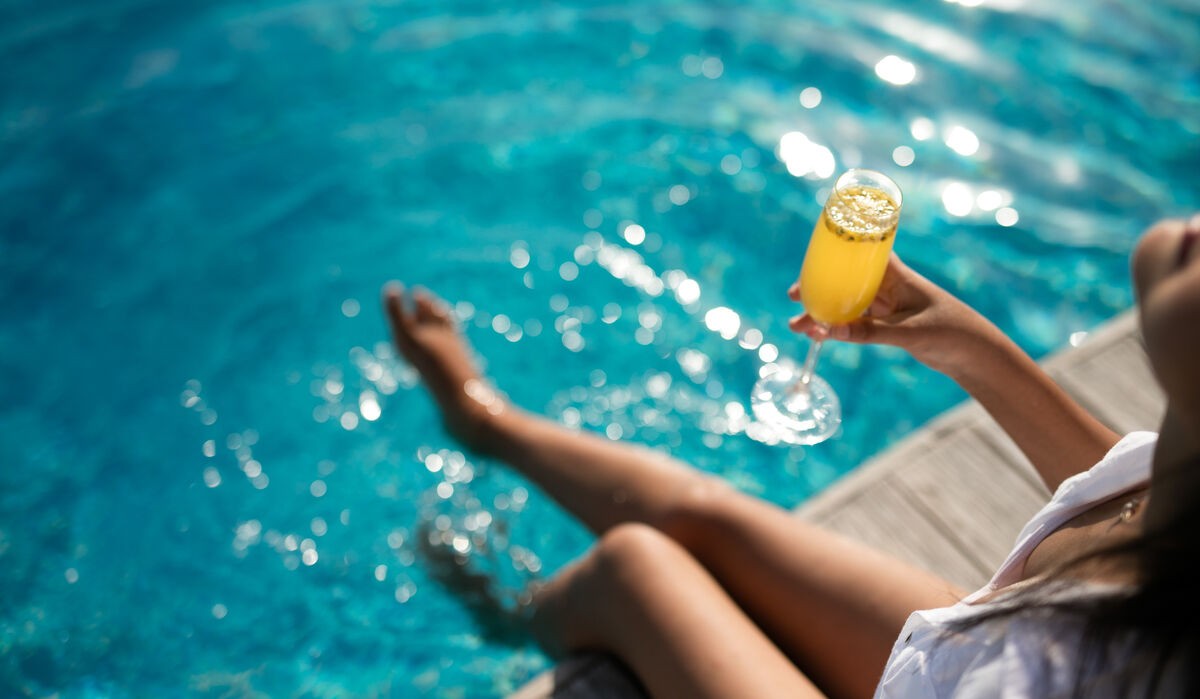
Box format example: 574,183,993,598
787,313,827,338
831,319,881,344
864,292,899,319
788,312,884,344
788,314,872,343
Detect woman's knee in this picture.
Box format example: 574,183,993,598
655,474,740,547
541,524,687,614
593,522,683,578
530,524,691,654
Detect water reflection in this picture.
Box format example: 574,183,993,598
942,181,974,216
874,55,917,85
31,0,1179,690
996,207,1020,227
778,131,836,179
910,117,936,141
177,215,833,653
944,125,980,156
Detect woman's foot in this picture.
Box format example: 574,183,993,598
383,284,507,453
415,519,529,645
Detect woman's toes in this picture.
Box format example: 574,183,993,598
384,283,408,323
383,284,417,352
413,289,453,325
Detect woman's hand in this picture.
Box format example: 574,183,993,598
786,255,1001,378
788,254,1120,491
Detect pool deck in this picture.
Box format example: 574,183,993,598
509,309,1166,699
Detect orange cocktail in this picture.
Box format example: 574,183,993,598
750,169,902,446
799,184,898,325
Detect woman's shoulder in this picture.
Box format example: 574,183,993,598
971,431,1158,597
1051,430,1158,506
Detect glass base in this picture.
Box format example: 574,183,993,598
750,362,842,445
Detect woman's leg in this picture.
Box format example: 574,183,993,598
659,487,961,698
530,523,825,699
385,284,708,533
385,287,962,698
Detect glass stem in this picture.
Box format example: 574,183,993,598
798,336,825,386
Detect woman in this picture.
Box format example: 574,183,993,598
383,214,1200,698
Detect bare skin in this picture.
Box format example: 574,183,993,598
1128,214,1200,535
788,255,1120,493
385,284,960,699
383,209,1199,699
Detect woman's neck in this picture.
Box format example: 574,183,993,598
1146,405,1200,534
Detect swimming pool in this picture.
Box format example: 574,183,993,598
2,0,1197,695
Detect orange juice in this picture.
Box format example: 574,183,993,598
799,185,898,325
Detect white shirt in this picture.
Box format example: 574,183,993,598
873,432,1158,699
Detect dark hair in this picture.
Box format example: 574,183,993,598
950,467,1200,697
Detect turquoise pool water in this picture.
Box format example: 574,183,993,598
2,0,1198,695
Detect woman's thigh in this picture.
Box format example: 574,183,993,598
531,523,826,699
657,480,965,698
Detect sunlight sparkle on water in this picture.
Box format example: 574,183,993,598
996,207,1019,227
574,244,596,266
941,182,974,217
739,328,763,350
944,125,980,156
910,117,935,141
562,331,584,352
674,278,701,305
778,131,836,179
976,189,1005,211
1054,157,1082,185
875,55,917,85
638,307,663,331
701,56,724,79
359,392,381,421
510,244,531,269
704,307,741,340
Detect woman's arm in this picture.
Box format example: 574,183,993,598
789,255,1120,493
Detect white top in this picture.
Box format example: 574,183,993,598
873,431,1158,699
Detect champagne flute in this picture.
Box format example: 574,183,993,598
751,169,902,445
